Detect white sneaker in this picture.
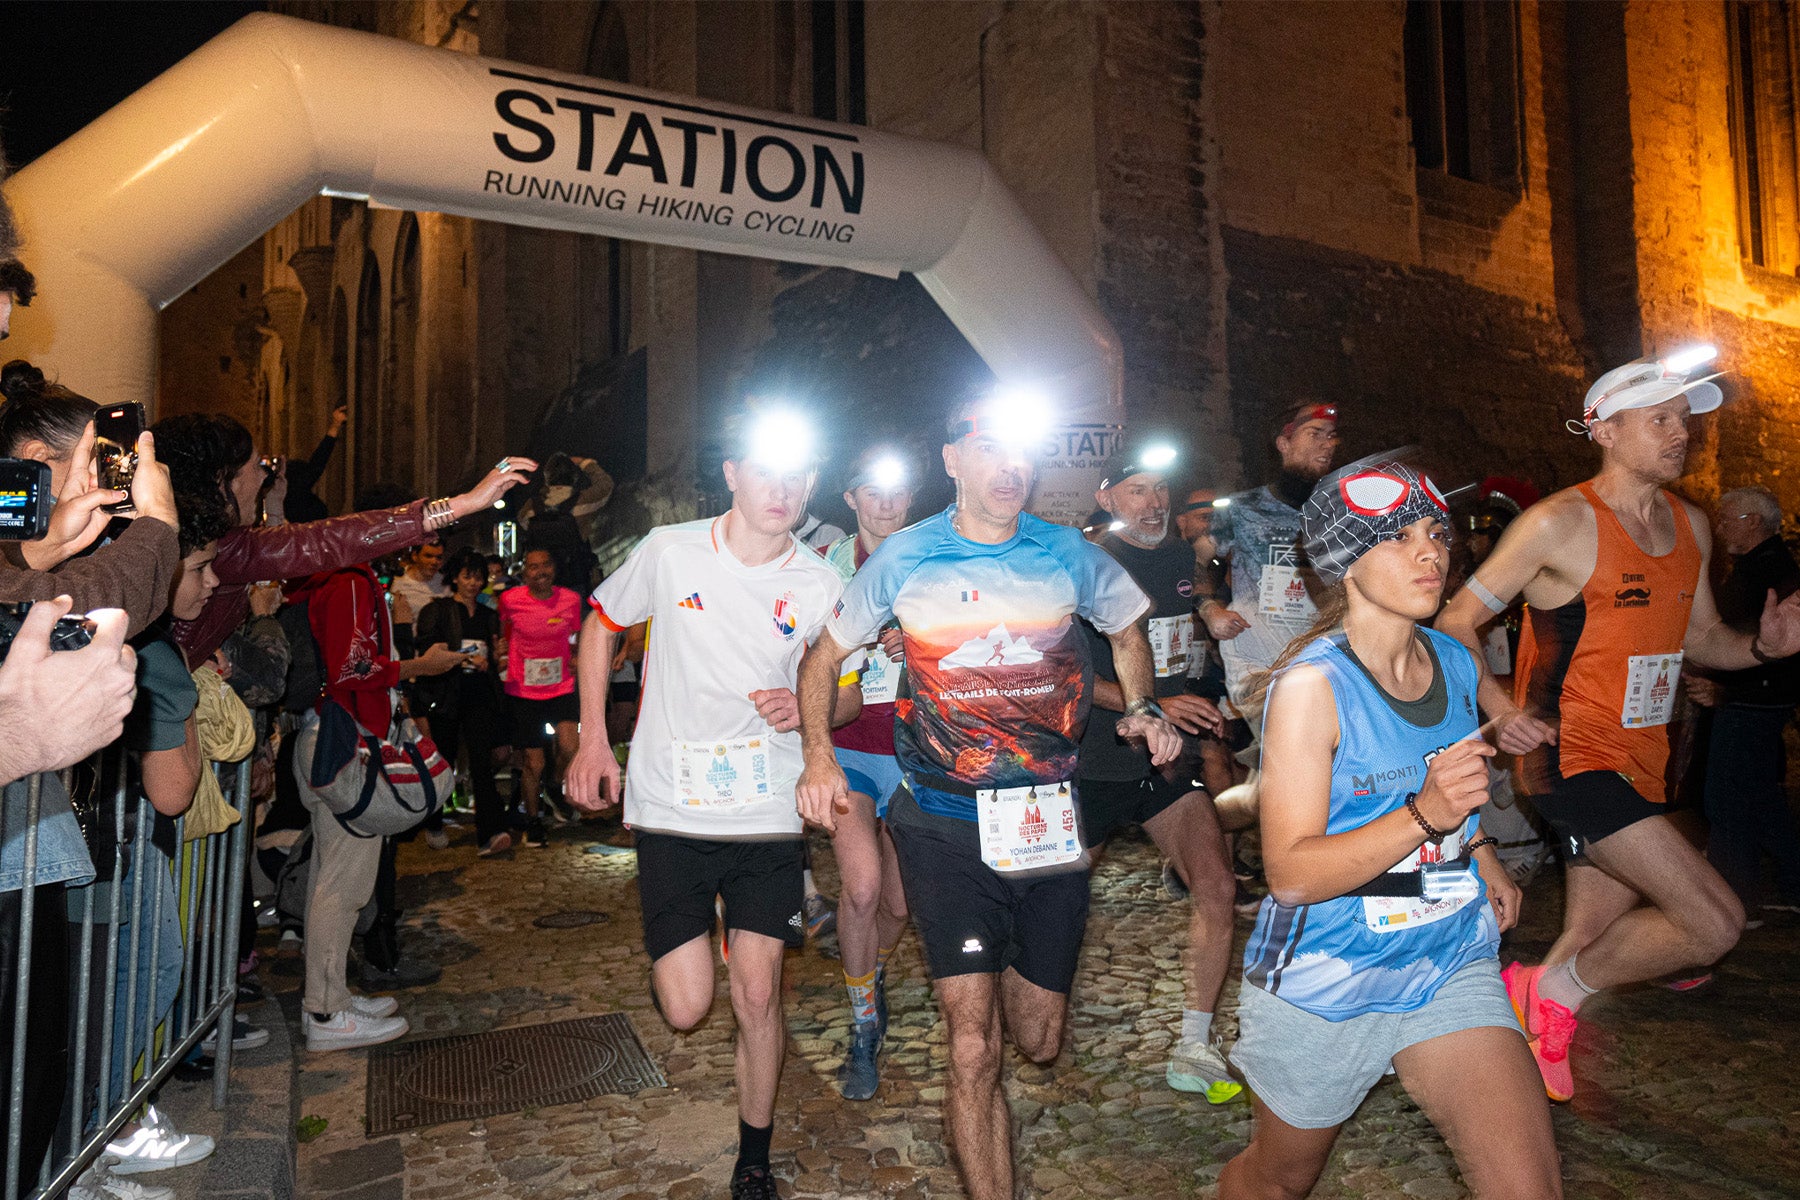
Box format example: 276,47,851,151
71,1167,175,1200
348,993,400,1019
201,1018,270,1054
305,1008,409,1052
424,828,450,850
103,1107,216,1174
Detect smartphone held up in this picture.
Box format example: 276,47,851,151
92,402,144,514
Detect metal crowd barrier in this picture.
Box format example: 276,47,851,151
2,753,251,1200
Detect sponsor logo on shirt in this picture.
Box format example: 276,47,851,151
1350,764,1420,795
1176,578,1193,597
773,591,799,640
678,592,705,610
1614,587,1651,608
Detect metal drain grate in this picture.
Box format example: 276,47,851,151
365,1013,664,1135
532,909,611,929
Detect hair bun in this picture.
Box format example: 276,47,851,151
0,359,46,402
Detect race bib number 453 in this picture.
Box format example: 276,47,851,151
978,781,1083,874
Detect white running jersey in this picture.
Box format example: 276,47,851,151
589,516,843,840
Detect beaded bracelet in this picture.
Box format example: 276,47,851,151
1464,836,1498,855
1403,793,1447,844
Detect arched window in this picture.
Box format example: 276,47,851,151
579,6,631,363
354,251,382,496
386,215,421,492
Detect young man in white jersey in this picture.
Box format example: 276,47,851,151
821,446,916,1100
794,389,1182,1200
565,408,844,1200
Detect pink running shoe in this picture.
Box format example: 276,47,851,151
1502,961,1577,1102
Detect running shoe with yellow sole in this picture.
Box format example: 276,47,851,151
1165,1039,1244,1104
1502,961,1578,1103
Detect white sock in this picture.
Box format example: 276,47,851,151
803,868,818,898
1537,955,1599,1013
1180,1009,1213,1045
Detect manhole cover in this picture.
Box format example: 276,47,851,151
366,1013,663,1135
532,909,611,929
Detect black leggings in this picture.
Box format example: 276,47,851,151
429,699,507,846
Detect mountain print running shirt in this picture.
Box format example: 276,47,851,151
1212,485,1316,702
826,507,1150,821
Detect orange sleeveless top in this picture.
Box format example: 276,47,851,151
1513,483,1700,804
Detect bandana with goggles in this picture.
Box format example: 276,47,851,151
1302,461,1451,582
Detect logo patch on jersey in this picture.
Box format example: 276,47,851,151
833,599,845,617
939,623,1044,670
678,592,705,610
961,590,980,602
773,591,799,639
1614,587,1651,608
1351,765,1419,793
1176,579,1194,597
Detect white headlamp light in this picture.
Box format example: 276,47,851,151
745,408,817,471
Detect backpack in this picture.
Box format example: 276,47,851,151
274,827,377,936
278,598,325,714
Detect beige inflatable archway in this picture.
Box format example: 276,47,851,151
1,13,1122,517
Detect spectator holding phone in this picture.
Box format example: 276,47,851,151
0,362,182,634
152,414,535,666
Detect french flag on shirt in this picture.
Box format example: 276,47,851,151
961,590,979,602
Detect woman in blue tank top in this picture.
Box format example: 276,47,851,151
1219,462,1560,1200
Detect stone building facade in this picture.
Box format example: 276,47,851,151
154,0,1800,530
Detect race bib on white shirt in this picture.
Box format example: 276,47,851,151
1148,613,1196,678
1258,546,1317,625
523,657,564,688
1621,652,1682,728
673,738,773,809
977,781,1083,873
1360,828,1476,933
1481,625,1512,677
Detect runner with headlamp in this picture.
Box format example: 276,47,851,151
793,387,1180,1200
1221,460,1555,1200
1081,443,1241,1101
1437,347,1800,1102
821,445,916,1100
565,405,844,1200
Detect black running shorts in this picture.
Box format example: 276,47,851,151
1529,769,1665,850
1076,772,1195,846
634,832,804,961
885,786,1090,994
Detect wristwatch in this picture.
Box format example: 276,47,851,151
1124,697,1166,721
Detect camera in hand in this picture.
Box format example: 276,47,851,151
0,600,95,662
0,458,54,540
93,402,144,515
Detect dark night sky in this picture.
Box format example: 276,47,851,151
2,1,265,168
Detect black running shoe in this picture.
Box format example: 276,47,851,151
730,1163,779,1199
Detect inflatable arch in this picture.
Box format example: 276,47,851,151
2,12,1123,515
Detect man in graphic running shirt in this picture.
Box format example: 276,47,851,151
795,390,1181,1200
1080,445,1240,1101
1200,402,1341,721
565,407,843,1200
498,547,582,848
821,446,916,1101
1438,347,1800,1102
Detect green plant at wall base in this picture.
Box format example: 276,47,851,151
297,1115,329,1143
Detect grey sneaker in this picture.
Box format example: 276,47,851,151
804,892,837,939
837,1021,881,1101
1166,1039,1243,1103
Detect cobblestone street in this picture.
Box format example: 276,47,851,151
278,820,1800,1200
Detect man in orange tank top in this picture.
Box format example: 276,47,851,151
1437,347,1800,1102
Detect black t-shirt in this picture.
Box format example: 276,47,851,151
1078,534,1200,781
413,598,502,719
